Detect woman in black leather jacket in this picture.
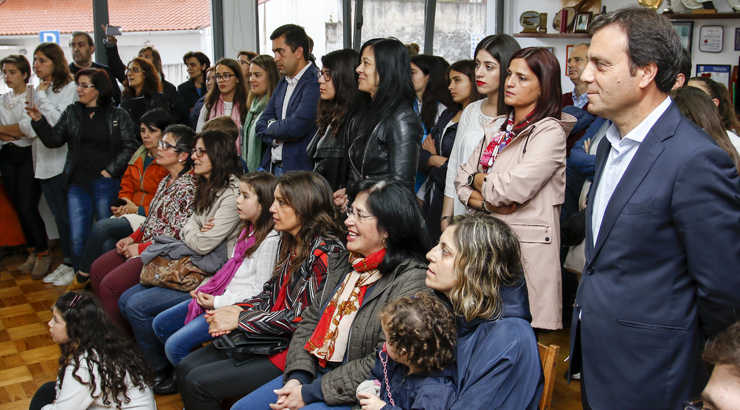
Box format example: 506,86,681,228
28,68,138,280
307,48,362,195
119,57,170,135
343,38,423,199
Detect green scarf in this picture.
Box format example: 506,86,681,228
243,94,269,172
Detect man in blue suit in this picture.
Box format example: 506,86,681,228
568,7,740,410
256,24,319,175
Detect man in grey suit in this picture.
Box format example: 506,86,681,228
568,6,740,410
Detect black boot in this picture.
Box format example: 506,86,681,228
153,371,178,395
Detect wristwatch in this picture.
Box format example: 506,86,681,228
467,172,478,187
481,201,492,213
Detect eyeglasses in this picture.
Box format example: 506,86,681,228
684,398,710,410
191,147,207,157
215,73,235,82
158,140,180,152
76,82,95,89
343,206,375,223
319,70,332,82
125,67,142,75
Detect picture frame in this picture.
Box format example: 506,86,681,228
574,12,593,33
735,27,740,52
566,44,574,64
543,47,555,54
671,21,694,53
699,25,723,53
696,64,731,87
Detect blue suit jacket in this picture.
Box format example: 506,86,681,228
255,64,319,172
569,102,740,409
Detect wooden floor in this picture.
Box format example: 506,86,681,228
0,250,582,410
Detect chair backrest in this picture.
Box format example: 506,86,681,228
538,342,560,410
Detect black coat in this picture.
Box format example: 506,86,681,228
119,90,170,135
31,102,138,188
178,78,205,112
346,104,423,193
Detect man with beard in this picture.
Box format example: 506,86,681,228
68,31,121,104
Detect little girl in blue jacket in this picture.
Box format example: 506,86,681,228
356,292,457,410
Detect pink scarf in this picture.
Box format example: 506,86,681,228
208,94,243,156
185,227,255,323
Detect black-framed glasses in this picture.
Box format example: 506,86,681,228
684,398,710,410
215,73,235,82
75,82,95,89
319,70,332,82
191,147,207,157
158,140,180,152
343,206,375,223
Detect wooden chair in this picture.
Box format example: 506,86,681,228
538,342,560,410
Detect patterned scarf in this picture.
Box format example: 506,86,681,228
479,111,533,172
305,249,386,367
208,94,243,155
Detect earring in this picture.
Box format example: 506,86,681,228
178,159,184,163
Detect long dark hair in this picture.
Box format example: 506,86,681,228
357,38,416,136
274,171,344,274
348,179,431,273
474,34,521,116
75,69,113,107
122,58,162,99
53,292,153,408
671,86,740,174
449,59,485,110
239,172,278,258
317,49,362,139
246,55,280,108
689,76,740,134
507,47,562,126
411,54,454,131
192,130,242,214
204,58,249,125
34,42,73,93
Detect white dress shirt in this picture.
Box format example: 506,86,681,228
591,96,671,245
272,61,312,163
1,91,34,148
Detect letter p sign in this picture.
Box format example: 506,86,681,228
39,31,61,44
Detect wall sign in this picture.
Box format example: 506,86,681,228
699,25,723,53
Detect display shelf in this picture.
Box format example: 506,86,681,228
513,33,592,38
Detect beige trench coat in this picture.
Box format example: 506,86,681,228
455,114,576,330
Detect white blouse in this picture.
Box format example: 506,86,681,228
0,91,34,148
18,82,78,179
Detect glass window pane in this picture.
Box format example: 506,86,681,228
433,0,488,63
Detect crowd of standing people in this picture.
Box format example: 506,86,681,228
1,5,739,410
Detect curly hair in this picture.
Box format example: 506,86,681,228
447,213,524,321
381,292,456,372
53,292,153,408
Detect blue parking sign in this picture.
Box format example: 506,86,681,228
39,31,61,44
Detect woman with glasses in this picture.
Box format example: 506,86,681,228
307,48,362,193
29,68,139,285
176,171,345,409
233,179,430,410
119,57,170,133
64,108,172,291
88,125,196,328
190,66,216,129
195,58,248,140
242,55,279,172
8,43,78,281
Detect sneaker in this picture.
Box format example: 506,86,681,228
65,273,91,291
53,269,76,287
44,265,72,283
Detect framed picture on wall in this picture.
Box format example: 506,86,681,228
735,28,740,51
566,45,574,64
696,64,731,87
574,12,593,33
671,21,694,53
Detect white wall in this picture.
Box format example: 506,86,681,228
505,0,740,93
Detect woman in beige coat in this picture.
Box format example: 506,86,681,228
455,47,575,330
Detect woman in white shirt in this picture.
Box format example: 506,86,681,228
29,292,155,410
0,55,52,278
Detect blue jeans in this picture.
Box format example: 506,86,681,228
119,284,191,372
153,299,214,366
79,217,132,273
39,175,71,262
232,376,352,410
67,177,120,271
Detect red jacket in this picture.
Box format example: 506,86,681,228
119,145,169,215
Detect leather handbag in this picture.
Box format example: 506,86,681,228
140,256,206,291
213,331,290,366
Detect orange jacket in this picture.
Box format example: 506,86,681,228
118,145,169,215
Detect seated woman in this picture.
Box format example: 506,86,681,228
66,108,171,290
89,125,196,327
176,171,345,408
29,68,139,282
426,214,543,409
119,58,170,131
455,47,575,331
232,179,431,410
117,130,244,387
150,171,281,394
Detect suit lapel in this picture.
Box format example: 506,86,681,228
585,135,612,261
274,81,288,120
285,65,316,116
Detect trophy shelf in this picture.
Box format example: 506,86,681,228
513,33,592,38
662,12,740,20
